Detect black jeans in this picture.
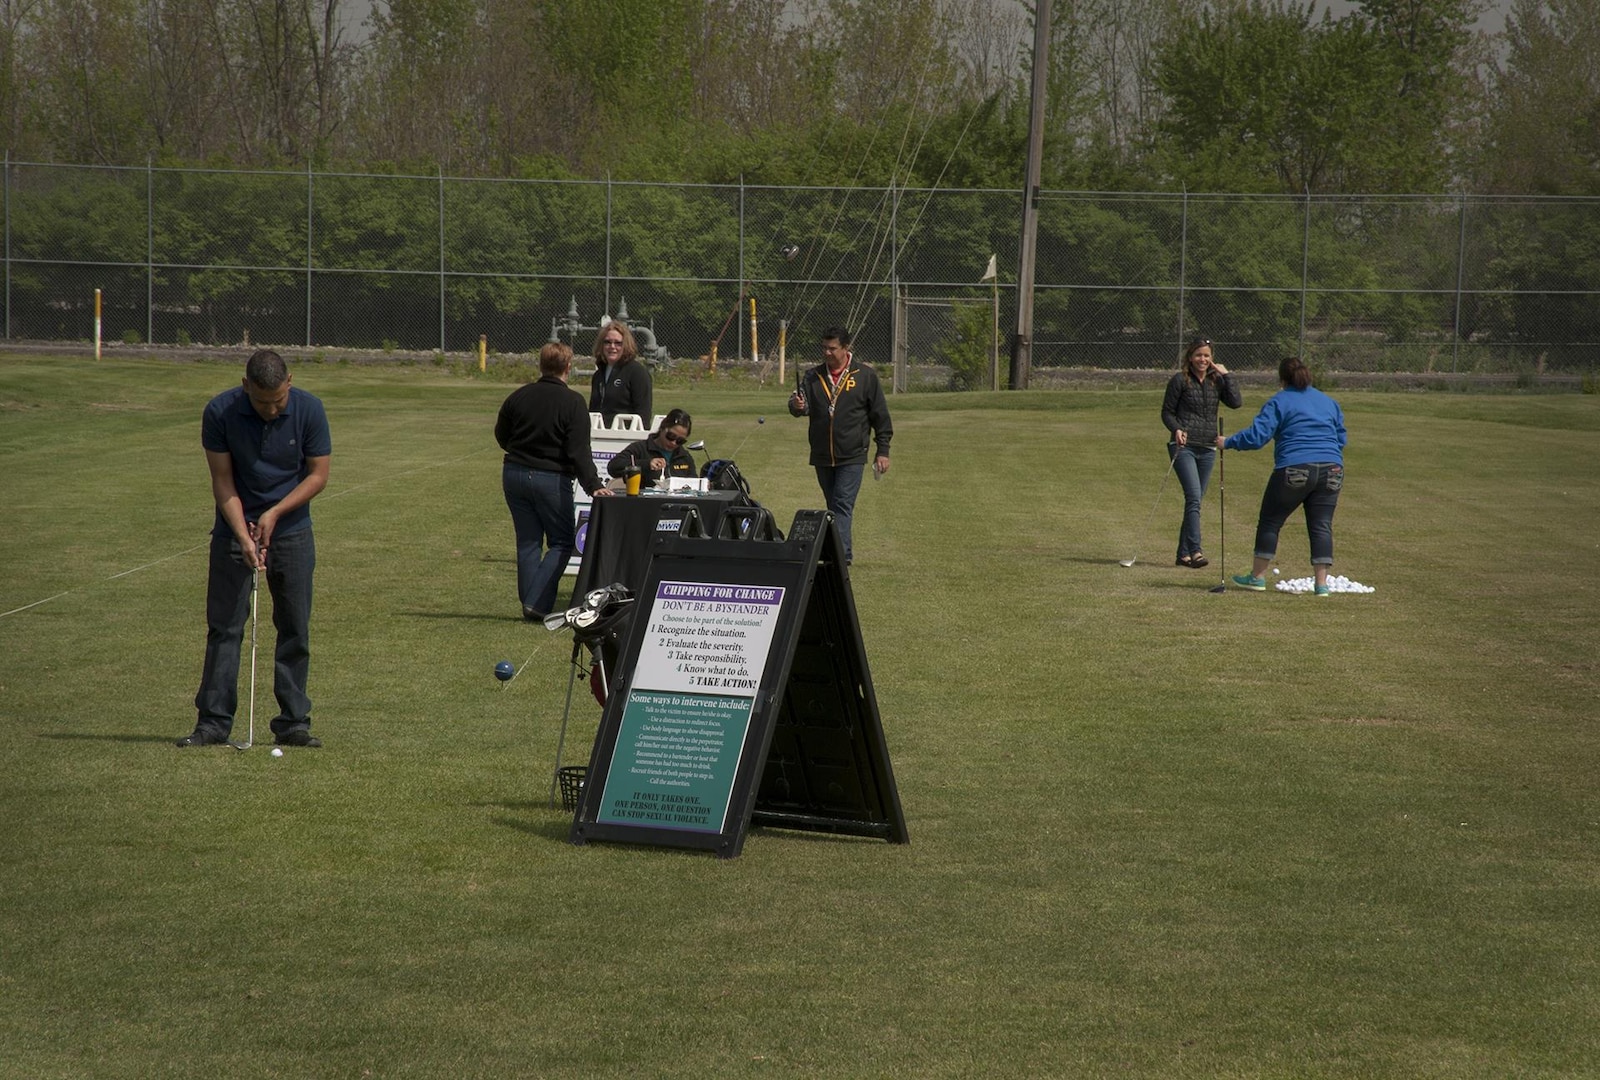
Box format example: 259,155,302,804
1253,462,1343,565
194,527,316,737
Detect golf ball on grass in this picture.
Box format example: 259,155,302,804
494,660,515,681
271,747,284,758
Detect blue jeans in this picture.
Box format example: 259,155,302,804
1168,442,1216,558
195,526,315,738
814,463,866,563
1253,462,1344,565
503,463,575,616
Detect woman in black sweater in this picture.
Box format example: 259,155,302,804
1160,338,1242,568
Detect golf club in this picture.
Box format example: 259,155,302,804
1119,454,1178,567
229,568,259,749
1209,420,1228,593
685,439,709,468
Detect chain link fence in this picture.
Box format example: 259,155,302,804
6,159,1597,384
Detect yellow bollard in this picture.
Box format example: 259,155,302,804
94,288,102,359
709,340,718,376
778,319,787,383
749,296,759,366
479,334,487,373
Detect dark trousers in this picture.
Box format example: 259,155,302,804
1168,442,1216,558
503,463,576,616
814,463,866,564
1253,462,1343,565
194,527,316,737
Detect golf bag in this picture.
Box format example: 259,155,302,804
544,584,635,706
701,458,752,498
697,458,784,541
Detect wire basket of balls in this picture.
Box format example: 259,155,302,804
557,765,588,812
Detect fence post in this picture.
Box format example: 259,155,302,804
1299,186,1311,359
890,180,900,392
737,175,745,363
439,167,446,354
1453,195,1468,374
605,173,613,321
3,150,8,340
306,162,314,348
1175,187,1187,353
147,156,154,347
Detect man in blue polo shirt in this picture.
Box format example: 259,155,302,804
178,350,332,748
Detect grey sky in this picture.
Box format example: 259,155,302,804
1317,0,1509,33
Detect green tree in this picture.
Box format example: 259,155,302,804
1480,0,1600,195
1151,0,1480,195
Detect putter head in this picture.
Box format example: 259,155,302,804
1208,582,1227,593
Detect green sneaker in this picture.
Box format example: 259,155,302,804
1314,584,1331,597
1231,573,1267,591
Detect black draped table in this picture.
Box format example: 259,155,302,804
569,490,747,602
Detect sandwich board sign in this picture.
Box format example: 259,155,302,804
569,509,907,858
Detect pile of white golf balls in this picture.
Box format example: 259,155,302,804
1275,574,1375,594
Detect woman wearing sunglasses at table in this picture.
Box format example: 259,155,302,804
607,408,697,490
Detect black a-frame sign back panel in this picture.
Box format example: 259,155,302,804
568,510,907,858
752,524,907,840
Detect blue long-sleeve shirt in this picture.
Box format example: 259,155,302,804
1224,386,1346,468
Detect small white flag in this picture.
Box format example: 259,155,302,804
980,254,997,282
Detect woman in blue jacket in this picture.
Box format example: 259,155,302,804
1217,356,1347,596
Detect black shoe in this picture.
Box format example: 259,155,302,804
274,729,322,748
523,606,547,622
176,728,229,747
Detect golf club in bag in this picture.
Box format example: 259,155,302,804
229,567,259,750
1209,419,1228,594
543,584,635,808
1119,454,1179,567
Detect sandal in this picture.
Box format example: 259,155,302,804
1176,554,1194,568
1189,552,1210,568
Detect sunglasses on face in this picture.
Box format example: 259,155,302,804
659,432,686,445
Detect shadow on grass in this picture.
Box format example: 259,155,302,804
400,610,525,623
490,814,573,842
37,732,177,744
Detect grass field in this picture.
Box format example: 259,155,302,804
2,354,1597,1078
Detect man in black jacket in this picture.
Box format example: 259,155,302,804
786,327,892,564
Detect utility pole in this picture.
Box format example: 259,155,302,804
1009,0,1051,390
